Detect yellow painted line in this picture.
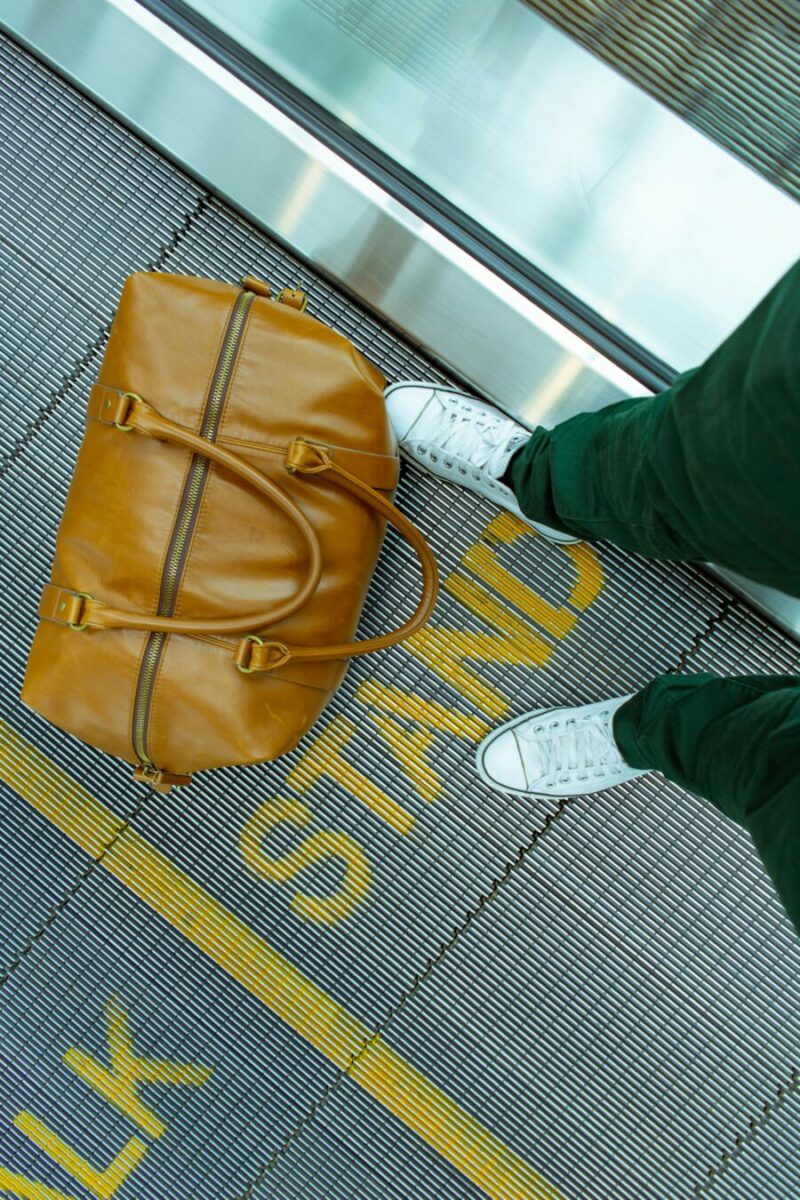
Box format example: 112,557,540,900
0,721,567,1200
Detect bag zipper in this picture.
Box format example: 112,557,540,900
131,289,255,767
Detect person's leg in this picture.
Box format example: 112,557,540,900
508,259,800,596
615,673,800,934
476,672,800,934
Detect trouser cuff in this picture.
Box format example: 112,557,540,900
503,428,578,537
611,691,653,770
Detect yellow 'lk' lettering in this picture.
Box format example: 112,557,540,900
0,997,212,1200
6,1112,146,1200
64,995,213,1138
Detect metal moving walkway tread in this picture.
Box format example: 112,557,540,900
0,31,798,1200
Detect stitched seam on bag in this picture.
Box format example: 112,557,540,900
153,633,339,695
216,436,285,453
190,634,333,694
218,435,396,462
218,436,399,488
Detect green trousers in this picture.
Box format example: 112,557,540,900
508,261,800,934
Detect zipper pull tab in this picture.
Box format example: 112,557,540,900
133,765,193,793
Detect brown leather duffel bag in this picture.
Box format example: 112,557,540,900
22,271,438,792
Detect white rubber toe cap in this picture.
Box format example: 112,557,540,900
477,730,527,792
383,382,438,441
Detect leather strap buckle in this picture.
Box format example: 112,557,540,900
67,591,93,632
113,391,139,431
235,637,291,673
90,386,139,430
277,286,308,312
235,634,264,674
240,274,272,298
286,438,331,475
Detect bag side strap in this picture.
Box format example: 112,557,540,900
215,434,400,491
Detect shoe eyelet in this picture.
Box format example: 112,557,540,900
534,725,543,733
458,467,467,475
430,453,438,463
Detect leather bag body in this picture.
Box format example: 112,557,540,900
22,272,437,790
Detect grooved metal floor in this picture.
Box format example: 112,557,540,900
0,33,798,1200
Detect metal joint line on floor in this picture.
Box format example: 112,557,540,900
691,1067,800,1196
239,797,575,1196
0,787,157,988
0,189,212,480
673,596,736,675
0,321,111,480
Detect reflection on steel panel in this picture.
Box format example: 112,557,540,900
0,36,798,1200
520,0,800,207
183,0,800,369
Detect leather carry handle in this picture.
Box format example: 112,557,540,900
56,396,438,657
234,438,439,673
68,395,324,636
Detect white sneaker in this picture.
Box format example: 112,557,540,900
476,696,648,798
384,382,580,545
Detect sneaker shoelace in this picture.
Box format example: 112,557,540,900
410,393,528,478
517,717,623,784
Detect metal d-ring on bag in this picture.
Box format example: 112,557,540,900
22,272,439,792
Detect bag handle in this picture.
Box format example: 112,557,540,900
51,397,439,658
54,395,323,636
234,439,439,673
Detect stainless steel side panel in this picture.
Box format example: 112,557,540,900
0,0,641,422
